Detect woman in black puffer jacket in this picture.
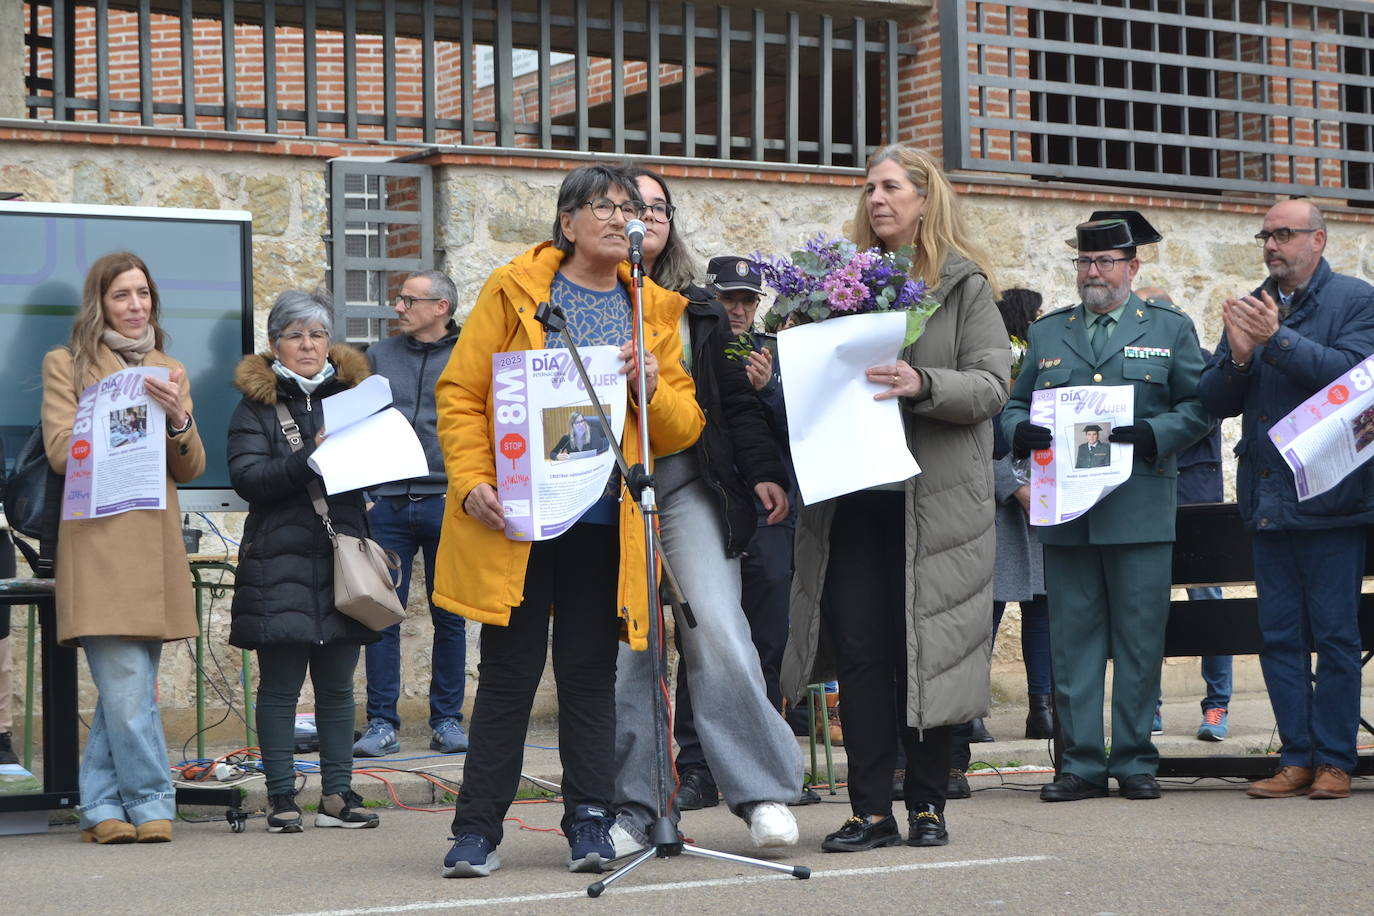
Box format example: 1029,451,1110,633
228,290,380,835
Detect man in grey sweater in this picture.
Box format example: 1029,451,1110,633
353,270,469,756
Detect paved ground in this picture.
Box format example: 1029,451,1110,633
3,690,1372,914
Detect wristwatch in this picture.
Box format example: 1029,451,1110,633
168,414,194,436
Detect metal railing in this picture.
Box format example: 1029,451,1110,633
23,0,919,167
941,0,1374,203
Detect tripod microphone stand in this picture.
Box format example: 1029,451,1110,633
536,221,809,898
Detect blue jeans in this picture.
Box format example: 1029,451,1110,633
78,637,176,828
363,495,466,729
1187,587,1232,711
1253,527,1365,772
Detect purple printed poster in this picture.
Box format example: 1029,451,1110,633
490,346,626,541
62,366,168,520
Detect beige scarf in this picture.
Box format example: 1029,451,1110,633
101,325,156,366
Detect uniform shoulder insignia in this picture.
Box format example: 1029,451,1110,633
1034,304,1076,322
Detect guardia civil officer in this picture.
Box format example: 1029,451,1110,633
1002,212,1212,802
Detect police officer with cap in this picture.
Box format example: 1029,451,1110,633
1076,424,1110,468
1001,211,1211,803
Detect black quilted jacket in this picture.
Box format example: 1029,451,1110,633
227,346,380,649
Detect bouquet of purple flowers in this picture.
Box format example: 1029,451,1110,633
755,234,941,347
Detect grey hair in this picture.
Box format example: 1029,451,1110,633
267,289,333,342
1302,199,1327,233
408,270,459,317
551,165,640,256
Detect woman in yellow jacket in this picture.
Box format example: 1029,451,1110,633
434,165,704,878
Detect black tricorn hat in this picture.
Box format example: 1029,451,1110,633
1084,424,1102,432
1065,210,1164,249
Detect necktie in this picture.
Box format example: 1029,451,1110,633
1092,316,1116,360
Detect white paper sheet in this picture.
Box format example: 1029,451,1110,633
307,406,429,495
777,311,920,504
322,374,393,434
1027,385,1134,526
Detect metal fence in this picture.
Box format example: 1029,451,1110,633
941,0,1374,203
23,0,918,167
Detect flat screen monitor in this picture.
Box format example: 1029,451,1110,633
0,201,253,512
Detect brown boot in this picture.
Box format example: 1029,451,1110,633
813,694,846,747
1308,764,1351,800
1246,765,1314,798
135,819,173,842
80,819,137,844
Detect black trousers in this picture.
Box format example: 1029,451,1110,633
822,490,952,816
673,522,794,772
256,642,360,797
449,522,621,844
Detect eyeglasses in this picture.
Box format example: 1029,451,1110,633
1071,256,1131,272
1254,227,1318,245
395,294,442,310
720,296,761,312
644,202,675,223
583,198,647,220
277,329,330,344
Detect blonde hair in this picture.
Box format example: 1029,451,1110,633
67,251,166,388
851,145,999,298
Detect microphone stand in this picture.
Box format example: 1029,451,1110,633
577,232,809,898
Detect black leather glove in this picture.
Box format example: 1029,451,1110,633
1108,422,1157,459
1012,421,1053,458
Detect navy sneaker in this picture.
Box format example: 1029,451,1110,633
430,717,470,753
565,804,615,873
443,833,500,878
353,718,400,757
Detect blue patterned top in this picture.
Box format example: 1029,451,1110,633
546,273,632,348
546,272,632,525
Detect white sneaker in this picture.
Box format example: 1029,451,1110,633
745,801,799,847
609,817,649,860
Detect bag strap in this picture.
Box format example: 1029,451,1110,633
273,401,336,538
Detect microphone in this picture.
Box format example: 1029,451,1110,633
626,219,646,266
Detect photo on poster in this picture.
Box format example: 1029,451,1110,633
1351,406,1374,453
1071,421,1112,469
108,405,148,449
544,405,610,462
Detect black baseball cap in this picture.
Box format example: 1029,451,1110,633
705,255,763,294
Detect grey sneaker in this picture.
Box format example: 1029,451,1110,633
430,717,470,753
266,792,303,834
353,718,400,757
316,789,379,828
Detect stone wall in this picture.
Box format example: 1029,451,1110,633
3,133,1373,746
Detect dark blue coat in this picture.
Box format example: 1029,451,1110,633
1198,258,1374,530
1176,349,1222,506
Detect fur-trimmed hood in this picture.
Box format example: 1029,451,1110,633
233,344,371,405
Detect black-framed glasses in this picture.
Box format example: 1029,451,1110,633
277,328,330,343
1254,227,1318,245
644,202,675,223
583,197,646,220
395,294,441,310
1071,256,1131,272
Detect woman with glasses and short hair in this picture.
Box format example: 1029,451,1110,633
603,164,802,857
227,290,381,835
433,164,703,878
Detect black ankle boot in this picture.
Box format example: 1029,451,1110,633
969,717,995,743
1025,694,1054,739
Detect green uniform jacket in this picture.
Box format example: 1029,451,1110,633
1002,292,1212,545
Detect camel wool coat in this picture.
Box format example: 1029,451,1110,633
41,344,205,647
